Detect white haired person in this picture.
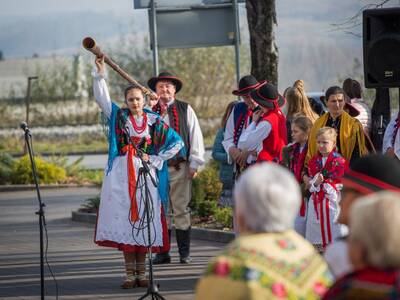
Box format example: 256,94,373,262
323,191,400,299
195,163,332,300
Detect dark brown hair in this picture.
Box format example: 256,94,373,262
325,86,345,102
292,115,313,134
342,78,362,99
124,84,143,99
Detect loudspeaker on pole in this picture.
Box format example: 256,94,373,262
363,7,400,88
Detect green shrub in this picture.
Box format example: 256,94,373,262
11,155,67,184
0,152,15,184
80,195,100,213
75,169,103,186
191,161,222,218
214,206,233,229
48,155,84,177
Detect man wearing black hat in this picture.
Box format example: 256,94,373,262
222,75,261,175
324,154,400,279
149,71,205,264
237,81,287,163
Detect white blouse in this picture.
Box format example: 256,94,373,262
92,69,184,170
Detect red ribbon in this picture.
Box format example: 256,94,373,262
312,180,338,248
121,143,139,222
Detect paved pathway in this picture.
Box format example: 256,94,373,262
0,188,225,300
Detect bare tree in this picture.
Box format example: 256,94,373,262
330,0,392,37
246,0,278,86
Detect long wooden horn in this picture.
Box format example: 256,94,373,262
82,37,157,98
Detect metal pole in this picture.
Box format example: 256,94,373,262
25,77,37,124
24,76,38,154
151,0,159,76
233,0,240,85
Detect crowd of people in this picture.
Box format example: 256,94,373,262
90,54,400,298
201,75,400,298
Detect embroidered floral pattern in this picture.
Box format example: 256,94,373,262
207,257,331,299
308,151,347,182
214,260,230,276
271,283,287,298
275,238,297,251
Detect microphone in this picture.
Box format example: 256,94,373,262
20,121,30,132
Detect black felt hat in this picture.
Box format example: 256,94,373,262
148,71,183,93
250,81,286,109
342,154,400,194
232,75,261,96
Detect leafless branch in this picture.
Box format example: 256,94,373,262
330,0,393,35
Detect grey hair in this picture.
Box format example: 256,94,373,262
349,191,400,268
234,162,301,233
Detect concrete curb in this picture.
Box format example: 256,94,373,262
0,183,98,192
71,211,234,244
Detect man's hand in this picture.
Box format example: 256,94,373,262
237,150,251,167
188,168,197,179
229,147,242,163
95,55,105,75
252,109,263,123
141,153,150,162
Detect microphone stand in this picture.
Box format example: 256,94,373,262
21,122,46,300
123,127,166,300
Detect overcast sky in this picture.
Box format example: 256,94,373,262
0,0,136,16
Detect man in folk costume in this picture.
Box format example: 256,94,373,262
383,111,400,160
149,72,205,264
237,81,287,163
222,75,261,176
307,86,368,165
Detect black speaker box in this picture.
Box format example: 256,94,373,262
363,7,400,88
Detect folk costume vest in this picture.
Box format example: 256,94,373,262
233,102,252,146
153,99,189,160
257,108,287,163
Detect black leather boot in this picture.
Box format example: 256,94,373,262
176,228,191,264
152,229,171,264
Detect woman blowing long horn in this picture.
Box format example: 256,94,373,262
92,56,184,289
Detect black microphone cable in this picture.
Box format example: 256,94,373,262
123,125,158,248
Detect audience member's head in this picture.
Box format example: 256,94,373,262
337,154,400,225
348,191,400,270
234,163,300,234
316,127,337,156
342,78,362,100
291,116,313,145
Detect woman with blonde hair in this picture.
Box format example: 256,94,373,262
285,80,319,142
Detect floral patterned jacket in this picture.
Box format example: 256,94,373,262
195,230,333,300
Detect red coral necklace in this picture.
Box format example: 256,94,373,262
129,112,147,134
